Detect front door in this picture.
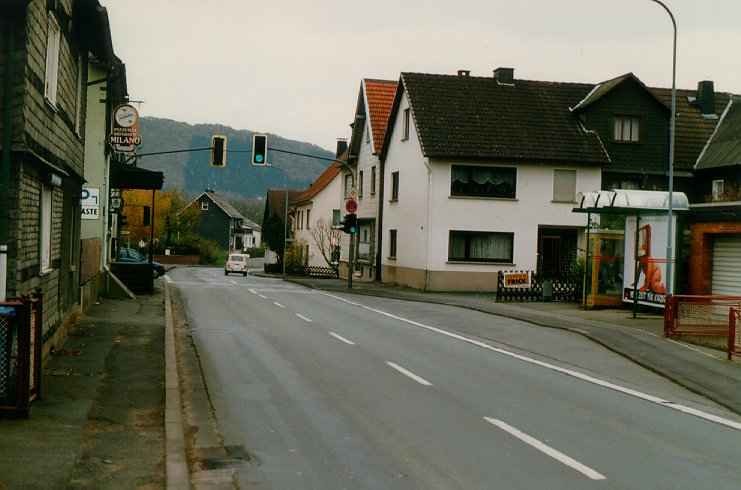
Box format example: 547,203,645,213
541,235,561,278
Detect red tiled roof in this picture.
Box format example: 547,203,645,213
293,153,346,204
364,79,398,154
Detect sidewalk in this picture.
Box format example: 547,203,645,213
0,288,166,489
277,275,741,416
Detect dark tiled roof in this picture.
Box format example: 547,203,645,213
400,72,609,164
696,97,741,170
649,88,733,171
204,191,245,220
571,73,669,113
364,79,398,154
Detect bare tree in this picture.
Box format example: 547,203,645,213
310,218,342,270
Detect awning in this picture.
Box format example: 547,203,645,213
573,189,689,215
110,160,164,190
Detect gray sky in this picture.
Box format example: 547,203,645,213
101,0,741,152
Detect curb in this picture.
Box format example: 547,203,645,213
285,278,741,417
164,282,192,489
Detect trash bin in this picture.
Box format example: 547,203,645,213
542,279,553,302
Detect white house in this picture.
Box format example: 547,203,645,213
339,79,398,281
379,69,606,291
291,160,344,268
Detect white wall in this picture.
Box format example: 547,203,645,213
293,174,343,268
355,121,380,219
426,161,600,273
381,92,430,271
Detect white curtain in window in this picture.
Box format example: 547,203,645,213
470,234,511,260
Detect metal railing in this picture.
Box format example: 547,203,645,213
664,295,741,361
0,292,42,418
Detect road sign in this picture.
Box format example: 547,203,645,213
345,198,357,214
110,104,142,153
81,187,100,220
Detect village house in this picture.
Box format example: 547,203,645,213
291,156,344,269
0,0,115,352
378,69,605,291
340,79,398,281
183,190,261,252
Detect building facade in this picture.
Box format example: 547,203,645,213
183,190,258,251
0,0,112,352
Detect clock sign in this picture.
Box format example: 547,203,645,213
110,103,142,153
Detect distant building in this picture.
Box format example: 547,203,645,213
183,190,261,251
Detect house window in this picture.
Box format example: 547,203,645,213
712,179,725,201
344,173,354,198
40,185,53,272
201,201,209,211
613,116,640,142
358,171,364,198
44,13,61,106
371,166,376,195
402,109,410,140
74,54,85,136
391,171,399,201
306,209,311,229
332,209,341,226
389,229,397,259
553,169,577,202
451,165,516,199
448,231,514,263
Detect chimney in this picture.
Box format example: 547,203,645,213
494,67,514,85
457,69,471,77
335,138,348,158
696,80,715,115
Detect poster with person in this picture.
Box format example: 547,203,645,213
623,215,676,308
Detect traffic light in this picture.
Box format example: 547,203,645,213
211,135,227,167
252,134,268,166
341,213,357,234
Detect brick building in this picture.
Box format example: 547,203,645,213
0,0,112,353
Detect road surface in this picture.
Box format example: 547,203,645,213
168,267,741,489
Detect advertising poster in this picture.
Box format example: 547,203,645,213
81,187,100,220
623,215,676,308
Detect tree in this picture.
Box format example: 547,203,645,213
309,218,342,271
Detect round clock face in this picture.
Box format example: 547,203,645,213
115,105,138,128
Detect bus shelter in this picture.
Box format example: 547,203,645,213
573,190,689,316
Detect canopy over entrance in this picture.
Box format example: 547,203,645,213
110,161,164,190
573,189,689,215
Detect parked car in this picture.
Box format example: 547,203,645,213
225,254,249,276
117,247,166,278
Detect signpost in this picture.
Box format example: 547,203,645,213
110,104,142,154
81,187,100,220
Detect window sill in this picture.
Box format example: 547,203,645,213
449,195,518,202
387,256,397,261
389,199,399,203
551,200,577,204
446,261,515,266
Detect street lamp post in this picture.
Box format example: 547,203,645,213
649,0,677,295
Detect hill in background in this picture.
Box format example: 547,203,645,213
136,117,334,200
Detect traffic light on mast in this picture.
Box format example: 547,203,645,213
252,134,268,166
341,213,357,234
211,135,227,167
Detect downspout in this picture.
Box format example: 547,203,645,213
422,157,432,291
374,156,385,282
1,21,16,301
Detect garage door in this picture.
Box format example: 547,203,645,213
712,235,741,296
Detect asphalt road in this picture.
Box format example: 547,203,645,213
168,267,741,490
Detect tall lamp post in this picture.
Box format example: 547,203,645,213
649,0,677,295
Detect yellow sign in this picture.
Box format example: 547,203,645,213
503,271,530,288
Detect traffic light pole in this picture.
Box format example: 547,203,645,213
348,232,354,289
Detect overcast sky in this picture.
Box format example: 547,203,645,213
101,0,741,152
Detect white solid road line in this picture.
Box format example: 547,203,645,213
164,274,173,284
274,302,285,309
484,418,606,481
296,313,313,323
329,331,356,345
319,292,741,432
386,361,433,387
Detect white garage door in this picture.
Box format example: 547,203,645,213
712,235,741,296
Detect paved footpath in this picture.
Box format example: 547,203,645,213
279,275,741,416
0,288,165,490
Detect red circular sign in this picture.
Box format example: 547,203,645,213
345,198,358,214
